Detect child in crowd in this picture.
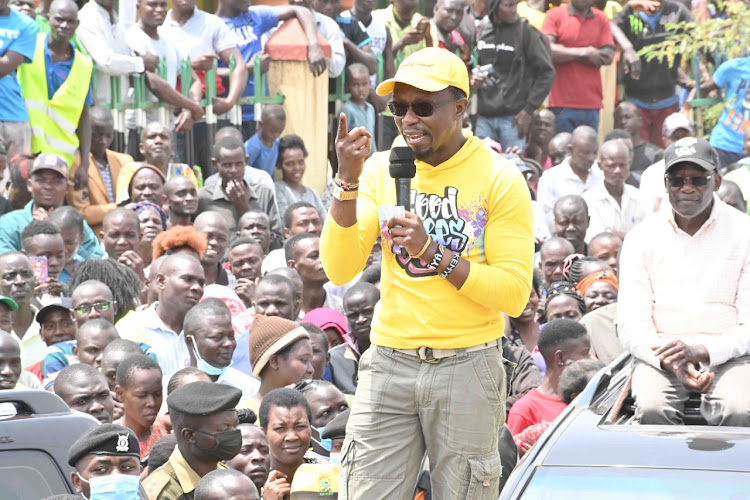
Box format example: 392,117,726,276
245,104,287,178
340,63,377,152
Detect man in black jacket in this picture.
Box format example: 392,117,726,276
615,0,692,148
471,0,554,150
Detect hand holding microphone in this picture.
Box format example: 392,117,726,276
388,147,432,258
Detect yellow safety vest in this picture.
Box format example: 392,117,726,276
17,33,93,167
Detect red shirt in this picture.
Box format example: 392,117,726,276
542,5,614,109
507,388,568,435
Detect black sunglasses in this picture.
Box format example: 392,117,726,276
388,96,462,117
665,172,714,189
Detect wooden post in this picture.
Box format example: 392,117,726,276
265,20,332,193
599,61,617,142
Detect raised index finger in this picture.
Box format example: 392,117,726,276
336,113,348,141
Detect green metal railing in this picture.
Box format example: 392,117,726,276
99,52,390,166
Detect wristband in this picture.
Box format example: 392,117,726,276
334,175,359,191
427,244,444,272
439,251,460,278
410,238,432,260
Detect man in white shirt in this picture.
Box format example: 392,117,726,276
125,0,205,147
77,0,159,106
639,113,694,213
161,0,248,172
184,299,259,404
537,125,603,232
582,139,647,242
618,137,750,426
115,254,205,378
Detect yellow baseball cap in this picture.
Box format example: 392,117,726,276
376,47,470,98
290,463,339,498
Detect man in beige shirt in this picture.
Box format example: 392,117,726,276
618,137,750,426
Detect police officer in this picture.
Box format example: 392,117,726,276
68,424,142,500
142,381,243,500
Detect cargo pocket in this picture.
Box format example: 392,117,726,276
339,439,357,498
465,452,502,500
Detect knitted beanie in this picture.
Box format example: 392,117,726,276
249,315,310,377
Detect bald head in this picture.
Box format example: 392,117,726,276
0,332,21,391
549,132,572,166
554,196,589,254
49,0,78,15
539,237,575,285
344,282,380,303
54,364,113,423
165,175,196,196
571,125,598,143
599,139,631,159
718,179,747,213
194,211,229,232
215,126,243,144
159,253,203,276
195,469,259,500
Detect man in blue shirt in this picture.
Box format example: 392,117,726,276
0,154,104,259
0,0,38,158
216,0,327,139
708,57,750,168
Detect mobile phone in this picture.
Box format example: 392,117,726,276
29,256,48,285
417,18,430,34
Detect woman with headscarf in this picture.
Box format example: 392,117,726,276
576,270,619,314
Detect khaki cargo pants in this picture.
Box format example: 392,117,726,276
339,343,508,500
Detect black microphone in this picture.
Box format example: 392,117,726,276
389,147,416,258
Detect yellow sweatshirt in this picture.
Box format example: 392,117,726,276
320,135,535,350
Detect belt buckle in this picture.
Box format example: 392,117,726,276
418,346,441,364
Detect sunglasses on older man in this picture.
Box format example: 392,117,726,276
665,172,714,189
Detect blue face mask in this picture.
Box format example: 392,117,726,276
311,425,332,452
78,473,141,500
189,335,228,377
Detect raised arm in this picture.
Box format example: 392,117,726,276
278,5,327,76
320,114,378,284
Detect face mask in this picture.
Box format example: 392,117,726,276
196,428,243,461
329,452,341,467
311,425,332,453
77,473,141,500
189,335,228,377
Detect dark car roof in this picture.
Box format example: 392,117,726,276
504,352,750,493
538,409,750,472
0,390,99,496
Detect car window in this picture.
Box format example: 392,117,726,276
520,466,750,499
0,450,71,499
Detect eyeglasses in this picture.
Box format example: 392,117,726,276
74,301,113,315
665,173,714,189
388,97,462,117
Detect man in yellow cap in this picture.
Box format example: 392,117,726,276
321,47,534,499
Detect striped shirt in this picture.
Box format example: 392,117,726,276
94,158,115,202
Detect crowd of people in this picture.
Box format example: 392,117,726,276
1,0,750,497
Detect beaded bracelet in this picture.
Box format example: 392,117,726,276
334,175,359,191
439,251,460,278
427,244,444,272
410,238,432,260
